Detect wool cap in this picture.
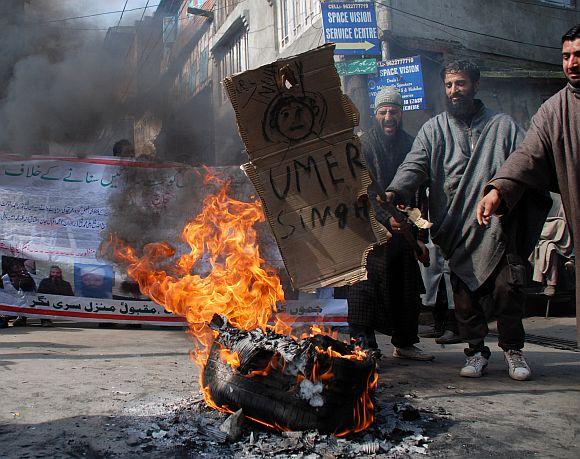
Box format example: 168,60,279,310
374,86,403,111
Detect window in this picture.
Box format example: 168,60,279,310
163,16,178,43
217,0,239,27
199,47,209,83
216,30,249,103
179,30,211,99
277,0,321,49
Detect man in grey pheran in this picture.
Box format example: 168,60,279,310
385,60,549,380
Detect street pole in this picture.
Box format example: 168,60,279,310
376,0,391,61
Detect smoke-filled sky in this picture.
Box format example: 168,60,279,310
58,0,154,29
0,0,160,155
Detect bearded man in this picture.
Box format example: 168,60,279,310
37,266,74,297
385,60,550,380
36,265,74,327
347,86,433,362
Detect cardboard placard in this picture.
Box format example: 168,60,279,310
224,44,388,291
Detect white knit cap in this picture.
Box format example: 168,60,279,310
374,86,403,111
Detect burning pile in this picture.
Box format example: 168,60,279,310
104,173,378,436
204,315,377,434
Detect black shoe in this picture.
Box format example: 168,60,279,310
12,317,27,327
41,319,55,327
350,325,379,350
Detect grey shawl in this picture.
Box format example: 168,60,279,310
387,101,527,291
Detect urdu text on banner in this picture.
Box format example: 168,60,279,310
0,156,347,325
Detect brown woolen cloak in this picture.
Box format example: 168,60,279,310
487,84,580,342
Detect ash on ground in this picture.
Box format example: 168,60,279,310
118,385,451,458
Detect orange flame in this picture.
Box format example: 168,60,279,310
106,171,377,435
107,175,284,365
219,347,241,369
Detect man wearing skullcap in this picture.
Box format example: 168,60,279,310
76,265,113,299
385,60,550,381
348,86,434,362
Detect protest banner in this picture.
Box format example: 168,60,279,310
224,44,389,292
0,155,348,325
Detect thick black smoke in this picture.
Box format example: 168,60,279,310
0,0,127,155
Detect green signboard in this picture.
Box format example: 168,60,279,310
335,58,378,76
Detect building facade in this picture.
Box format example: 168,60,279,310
150,0,578,165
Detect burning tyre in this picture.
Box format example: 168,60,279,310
202,317,378,435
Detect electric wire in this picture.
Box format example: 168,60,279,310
116,0,130,28
373,0,562,50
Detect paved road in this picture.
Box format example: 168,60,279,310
0,319,578,458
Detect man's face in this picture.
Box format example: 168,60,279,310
444,71,479,118
82,273,104,289
375,104,402,137
8,264,34,291
50,268,62,281
562,38,580,87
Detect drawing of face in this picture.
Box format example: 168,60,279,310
265,92,326,144
276,99,315,141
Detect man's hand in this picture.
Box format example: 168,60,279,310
384,191,397,204
476,188,502,226
415,240,430,266
389,217,411,234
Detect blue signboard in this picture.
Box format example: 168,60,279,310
321,1,380,56
368,56,426,112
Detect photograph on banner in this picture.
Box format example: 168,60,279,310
74,263,114,299
368,56,427,113
1,256,37,294
36,262,75,297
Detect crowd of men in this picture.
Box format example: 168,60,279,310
1,25,578,385
349,25,579,382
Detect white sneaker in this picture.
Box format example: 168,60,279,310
393,345,435,361
459,352,488,378
504,350,531,381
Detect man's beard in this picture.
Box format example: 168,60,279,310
567,72,580,88
374,118,402,139
446,92,475,119
80,285,107,298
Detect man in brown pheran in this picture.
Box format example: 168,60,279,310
477,24,580,344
